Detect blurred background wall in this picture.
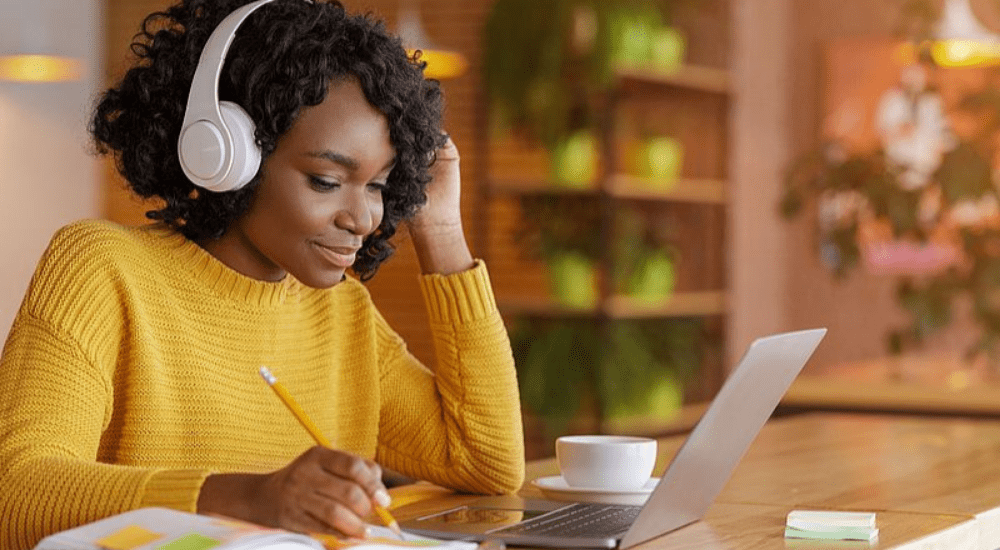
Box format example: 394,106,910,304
0,0,104,338
4,0,1000,414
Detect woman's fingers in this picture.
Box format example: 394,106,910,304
299,488,370,537
272,487,369,538
273,447,389,534
316,449,391,508
254,447,393,536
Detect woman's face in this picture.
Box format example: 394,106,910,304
204,77,396,288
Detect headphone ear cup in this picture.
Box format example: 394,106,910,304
216,100,262,192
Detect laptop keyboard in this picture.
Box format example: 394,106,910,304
492,503,642,538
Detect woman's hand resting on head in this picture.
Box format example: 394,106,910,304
408,135,475,275
198,446,391,537
408,135,462,235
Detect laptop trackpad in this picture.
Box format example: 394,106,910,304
468,495,570,512
404,496,570,536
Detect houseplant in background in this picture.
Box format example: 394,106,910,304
781,0,1000,367
514,198,679,308
482,0,692,185
510,195,699,439
483,0,692,298
482,0,685,154
508,315,701,440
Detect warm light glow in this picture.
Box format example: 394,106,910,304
0,54,83,83
396,0,467,81
930,39,1000,67
927,0,1000,67
408,48,468,80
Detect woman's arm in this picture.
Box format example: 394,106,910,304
376,138,525,493
0,223,224,549
373,268,526,495
0,313,209,550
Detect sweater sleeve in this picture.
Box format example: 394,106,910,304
374,261,525,495
0,225,211,550
0,314,211,550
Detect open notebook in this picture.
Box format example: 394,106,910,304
33,507,478,550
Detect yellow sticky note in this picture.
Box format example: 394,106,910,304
96,525,163,550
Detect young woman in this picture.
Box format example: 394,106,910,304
0,1,524,547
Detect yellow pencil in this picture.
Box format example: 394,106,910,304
259,365,404,539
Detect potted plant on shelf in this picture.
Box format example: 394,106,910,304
508,315,703,444
514,197,678,308
509,195,702,444
482,0,705,443
482,0,687,184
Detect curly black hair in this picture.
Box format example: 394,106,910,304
90,0,446,280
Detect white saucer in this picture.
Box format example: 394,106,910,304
530,475,660,506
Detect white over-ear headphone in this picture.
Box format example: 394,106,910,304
178,0,277,192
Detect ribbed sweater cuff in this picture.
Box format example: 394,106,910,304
138,469,212,512
418,261,498,325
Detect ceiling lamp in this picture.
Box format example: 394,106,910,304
0,4,82,83
931,0,1000,67
396,0,467,80
0,54,82,83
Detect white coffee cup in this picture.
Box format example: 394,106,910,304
556,435,657,491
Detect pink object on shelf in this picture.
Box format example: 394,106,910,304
864,240,960,275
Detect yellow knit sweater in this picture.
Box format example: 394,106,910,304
0,220,525,550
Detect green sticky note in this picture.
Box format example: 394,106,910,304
156,533,221,550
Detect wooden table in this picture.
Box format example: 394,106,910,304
393,413,1000,550
393,494,975,549
782,354,1000,416
720,414,1000,550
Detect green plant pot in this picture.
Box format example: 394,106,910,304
603,373,683,421
648,26,686,72
550,131,598,187
607,8,657,68
632,136,683,188
627,251,676,304
547,251,598,308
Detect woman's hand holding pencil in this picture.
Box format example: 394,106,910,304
197,366,401,539
197,431,393,538
258,366,403,539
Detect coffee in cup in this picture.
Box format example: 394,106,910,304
556,435,657,491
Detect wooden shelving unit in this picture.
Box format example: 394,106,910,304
498,290,726,319
478,61,731,448
489,176,726,205
608,176,726,204
615,64,730,95
604,290,726,318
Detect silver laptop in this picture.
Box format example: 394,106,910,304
400,328,827,549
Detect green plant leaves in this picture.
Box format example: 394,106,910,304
936,143,993,203
510,319,598,429
781,128,1000,358
482,0,578,148
482,0,670,148
516,195,604,260
509,317,703,432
